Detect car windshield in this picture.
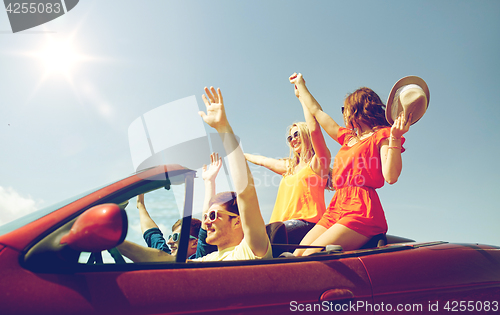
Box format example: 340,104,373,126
0,183,108,237
78,184,187,264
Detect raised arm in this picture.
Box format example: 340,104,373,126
118,194,175,262
290,72,342,142
380,112,411,184
244,153,287,175
201,152,222,230
290,73,331,178
196,152,222,258
199,87,269,257
137,194,158,234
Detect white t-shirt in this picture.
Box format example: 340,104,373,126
193,237,272,261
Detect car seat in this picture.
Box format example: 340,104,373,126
360,234,415,249
265,222,288,258
360,234,387,249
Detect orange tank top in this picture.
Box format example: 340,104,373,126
270,164,327,223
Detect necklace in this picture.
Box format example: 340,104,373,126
359,129,374,136
347,129,374,146
358,130,374,139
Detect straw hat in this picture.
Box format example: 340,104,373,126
386,76,430,125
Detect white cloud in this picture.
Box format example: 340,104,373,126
0,187,42,226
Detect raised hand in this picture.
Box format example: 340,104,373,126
199,86,229,131
136,193,158,233
202,152,222,182
289,72,306,98
137,193,145,209
391,112,412,139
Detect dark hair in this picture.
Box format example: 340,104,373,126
344,87,390,131
208,191,239,216
172,218,202,238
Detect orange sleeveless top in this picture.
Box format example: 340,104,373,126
270,164,327,223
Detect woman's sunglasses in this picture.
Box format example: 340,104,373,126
203,209,239,223
287,130,300,143
341,106,345,114
168,232,198,242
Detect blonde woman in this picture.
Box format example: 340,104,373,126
245,94,331,244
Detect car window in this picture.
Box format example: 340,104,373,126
78,183,187,264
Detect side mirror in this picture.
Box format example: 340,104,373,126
60,203,128,252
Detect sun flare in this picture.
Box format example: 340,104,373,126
37,38,83,77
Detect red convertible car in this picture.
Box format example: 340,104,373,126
0,165,499,314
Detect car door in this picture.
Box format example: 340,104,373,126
80,255,373,314
359,242,500,314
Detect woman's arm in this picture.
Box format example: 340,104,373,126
381,113,411,184
290,72,342,142
244,153,287,175
290,74,331,178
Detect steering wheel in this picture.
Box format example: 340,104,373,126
86,247,126,265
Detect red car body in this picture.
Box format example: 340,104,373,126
0,165,499,314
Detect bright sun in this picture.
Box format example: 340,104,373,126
37,38,83,77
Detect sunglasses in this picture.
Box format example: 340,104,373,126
168,232,198,242
341,106,345,114
203,209,239,223
287,130,300,143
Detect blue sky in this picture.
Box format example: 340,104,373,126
0,1,499,246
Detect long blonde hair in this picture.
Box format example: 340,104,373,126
283,122,333,190
283,122,314,177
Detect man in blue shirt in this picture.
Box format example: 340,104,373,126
137,194,209,260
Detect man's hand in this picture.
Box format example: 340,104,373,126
137,194,145,210
199,87,229,132
202,152,222,182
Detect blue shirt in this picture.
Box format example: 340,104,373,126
143,227,217,259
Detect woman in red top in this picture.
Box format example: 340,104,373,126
290,73,411,256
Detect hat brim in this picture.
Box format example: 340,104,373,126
386,76,430,125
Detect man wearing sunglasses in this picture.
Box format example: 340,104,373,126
138,194,202,259
165,220,199,259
